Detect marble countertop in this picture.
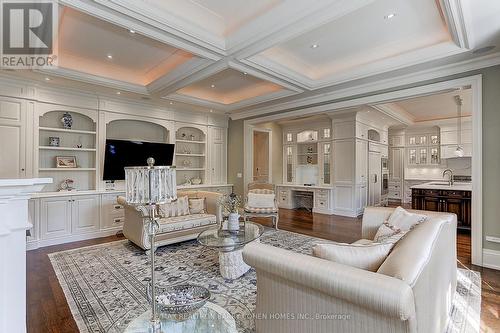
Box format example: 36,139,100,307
410,181,472,191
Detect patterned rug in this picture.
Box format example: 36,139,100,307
49,228,481,333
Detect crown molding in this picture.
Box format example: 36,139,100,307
230,52,500,120
370,104,416,126
35,67,148,95
440,0,474,49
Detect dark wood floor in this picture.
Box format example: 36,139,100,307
27,209,499,333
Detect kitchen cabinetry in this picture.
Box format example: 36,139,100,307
411,189,471,230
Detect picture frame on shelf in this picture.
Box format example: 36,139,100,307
56,156,77,168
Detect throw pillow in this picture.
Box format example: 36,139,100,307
373,223,406,243
387,206,427,231
312,242,394,272
159,196,190,218
247,192,275,208
189,197,206,214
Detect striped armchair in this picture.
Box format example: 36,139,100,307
244,183,279,229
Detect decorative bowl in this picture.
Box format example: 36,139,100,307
191,178,202,185
147,283,210,321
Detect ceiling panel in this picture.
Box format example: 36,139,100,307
175,68,285,105
58,7,195,85
251,0,454,82
393,89,472,122
143,0,282,37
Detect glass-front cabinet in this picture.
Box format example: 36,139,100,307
319,142,332,186
283,145,296,184
282,126,332,186
405,130,440,166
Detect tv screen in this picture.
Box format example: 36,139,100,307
103,139,175,181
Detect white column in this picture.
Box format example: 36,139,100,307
0,178,51,333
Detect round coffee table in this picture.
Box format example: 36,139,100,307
120,302,237,333
197,222,264,279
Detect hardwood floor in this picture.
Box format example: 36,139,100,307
27,209,499,333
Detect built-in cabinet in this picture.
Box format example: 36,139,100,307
0,97,28,179
0,76,231,250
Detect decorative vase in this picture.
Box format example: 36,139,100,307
227,213,240,232
61,112,73,129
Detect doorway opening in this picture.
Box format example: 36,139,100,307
252,129,271,183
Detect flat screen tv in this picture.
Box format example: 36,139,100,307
103,139,175,181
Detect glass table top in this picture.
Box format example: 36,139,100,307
197,222,264,251
120,302,237,333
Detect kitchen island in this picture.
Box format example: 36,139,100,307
411,181,472,231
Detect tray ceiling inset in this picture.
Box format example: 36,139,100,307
248,0,461,88
173,68,289,106
58,7,195,85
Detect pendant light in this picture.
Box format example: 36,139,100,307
453,95,464,157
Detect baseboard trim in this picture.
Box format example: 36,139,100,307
482,249,500,270
26,228,122,250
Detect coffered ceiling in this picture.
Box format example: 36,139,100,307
9,0,500,117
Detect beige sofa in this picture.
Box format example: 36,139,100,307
118,190,222,250
243,207,457,333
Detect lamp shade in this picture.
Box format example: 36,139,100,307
125,159,177,205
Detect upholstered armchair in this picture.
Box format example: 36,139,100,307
243,182,279,229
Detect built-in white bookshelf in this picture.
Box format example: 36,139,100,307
175,125,207,186
37,109,98,192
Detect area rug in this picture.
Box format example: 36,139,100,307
49,228,481,333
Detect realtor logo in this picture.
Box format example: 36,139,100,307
1,0,58,68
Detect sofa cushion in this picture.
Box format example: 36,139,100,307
158,214,216,233
159,196,190,218
313,242,394,272
387,206,427,231
189,197,206,214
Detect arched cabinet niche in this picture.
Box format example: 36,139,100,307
36,104,98,192
175,124,207,186
100,112,175,190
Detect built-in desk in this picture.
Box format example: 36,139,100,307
276,184,334,214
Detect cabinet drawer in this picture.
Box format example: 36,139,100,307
315,199,329,209
389,191,401,198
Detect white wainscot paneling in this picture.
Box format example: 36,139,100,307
334,185,353,211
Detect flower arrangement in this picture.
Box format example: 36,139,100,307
218,192,242,216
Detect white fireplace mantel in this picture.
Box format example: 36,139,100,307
0,178,52,333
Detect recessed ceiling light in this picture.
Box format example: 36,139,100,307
211,84,216,88
169,102,173,105
209,109,213,113
243,72,248,75
385,13,396,19
129,29,136,34
44,77,50,81
107,54,113,59
116,91,121,95
310,44,319,49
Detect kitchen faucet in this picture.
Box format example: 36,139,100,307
443,169,454,186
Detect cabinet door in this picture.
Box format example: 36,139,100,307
319,142,332,186
443,198,464,225
356,140,368,183
41,197,71,239
283,145,296,184
423,196,440,212
208,127,227,184
389,148,404,181
0,97,26,178
72,195,100,234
